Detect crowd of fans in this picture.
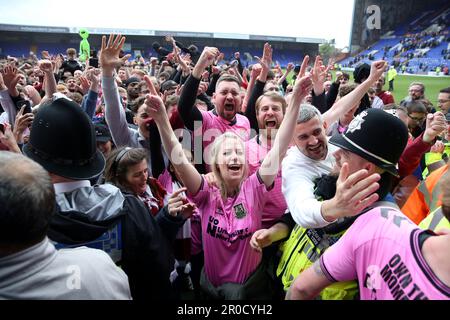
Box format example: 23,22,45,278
0,33,449,301
344,22,449,74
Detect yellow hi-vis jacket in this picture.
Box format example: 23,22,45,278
419,206,450,231
276,224,358,300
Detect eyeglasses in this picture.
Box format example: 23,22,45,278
438,99,450,104
408,114,425,122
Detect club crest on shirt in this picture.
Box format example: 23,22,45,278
233,203,247,219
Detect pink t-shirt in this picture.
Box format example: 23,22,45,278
200,110,250,170
158,169,203,255
190,172,271,286
320,205,450,300
245,136,287,228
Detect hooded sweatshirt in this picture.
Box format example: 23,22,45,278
48,181,185,300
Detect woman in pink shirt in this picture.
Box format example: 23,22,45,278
146,56,312,299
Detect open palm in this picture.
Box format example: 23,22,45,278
99,34,131,72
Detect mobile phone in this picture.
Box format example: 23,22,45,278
0,123,4,133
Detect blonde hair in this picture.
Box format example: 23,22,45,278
210,132,248,198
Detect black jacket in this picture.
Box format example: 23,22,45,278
48,184,186,300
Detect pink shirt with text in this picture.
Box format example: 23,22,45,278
190,172,270,286
320,206,450,300
246,136,287,228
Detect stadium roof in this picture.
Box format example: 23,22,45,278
0,23,326,44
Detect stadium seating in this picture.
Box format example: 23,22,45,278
340,3,449,74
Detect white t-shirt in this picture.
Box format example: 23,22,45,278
282,142,339,228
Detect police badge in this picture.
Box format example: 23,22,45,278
347,110,368,133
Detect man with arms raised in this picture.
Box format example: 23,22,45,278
282,60,387,228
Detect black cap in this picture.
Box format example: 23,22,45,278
124,77,140,88
95,123,112,143
329,108,409,177
23,97,105,180
152,42,160,50
161,80,177,92
353,63,371,83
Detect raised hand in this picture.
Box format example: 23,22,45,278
167,187,197,219
368,60,387,83
54,54,64,70
201,70,210,81
250,63,262,79
143,75,166,122
311,56,331,95
193,47,220,78
197,81,208,96
99,34,131,76
2,64,20,92
79,76,91,95
286,62,295,72
23,85,42,106
211,65,221,75
254,43,273,78
38,59,53,74
0,123,21,153
85,68,101,84
291,55,313,103
215,52,224,65
13,105,34,143
41,50,51,60
423,111,447,143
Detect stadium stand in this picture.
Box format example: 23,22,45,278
341,2,449,74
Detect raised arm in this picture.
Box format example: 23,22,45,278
244,44,273,131
277,62,294,88
145,79,202,195
258,55,312,188
39,60,57,99
81,68,101,119
323,61,386,126
178,47,218,130
0,65,20,126
99,34,134,147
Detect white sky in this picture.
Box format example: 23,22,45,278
0,0,355,48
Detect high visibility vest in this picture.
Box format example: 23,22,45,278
419,206,450,231
422,145,449,178
402,165,448,224
387,69,397,81
276,224,358,300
